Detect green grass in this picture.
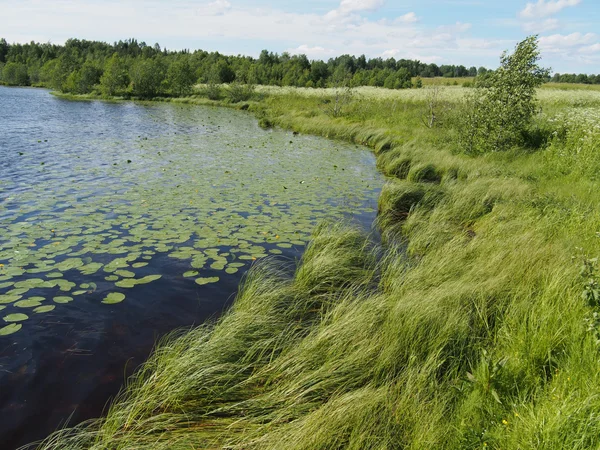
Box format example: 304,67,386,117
28,84,600,449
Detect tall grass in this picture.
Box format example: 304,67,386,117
27,84,600,449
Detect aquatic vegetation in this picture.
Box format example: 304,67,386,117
0,90,382,333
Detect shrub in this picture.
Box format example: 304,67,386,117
226,82,255,103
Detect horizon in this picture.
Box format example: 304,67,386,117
1,0,599,74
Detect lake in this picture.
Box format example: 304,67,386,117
0,86,383,448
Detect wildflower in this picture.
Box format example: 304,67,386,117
502,419,508,425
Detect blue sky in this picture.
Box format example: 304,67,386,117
2,0,599,73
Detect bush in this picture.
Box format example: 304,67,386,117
226,82,255,103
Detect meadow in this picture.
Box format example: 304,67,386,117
27,81,600,449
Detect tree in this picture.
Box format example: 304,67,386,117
1,62,29,85
167,57,195,96
0,38,9,63
214,60,235,83
100,53,130,96
130,57,166,98
460,35,549,154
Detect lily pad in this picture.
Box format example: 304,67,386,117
0,323,22,336
53,296,73,304
115,270,135,278
136,274,162,284
102,292,125,304
15,299,43,308
115,279,136,288
34,305,55,314
0,294,22,304
195,276,219,286
4,313,28,322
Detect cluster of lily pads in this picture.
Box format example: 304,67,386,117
0,101,382,336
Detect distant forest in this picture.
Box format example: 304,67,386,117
0,38,597,97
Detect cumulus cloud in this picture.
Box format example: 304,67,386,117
519,0,581,19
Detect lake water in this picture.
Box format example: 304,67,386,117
0,86,383,448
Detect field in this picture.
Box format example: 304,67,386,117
30,83,600,449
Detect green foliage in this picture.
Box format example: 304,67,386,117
214,59,236,83
63,62,101,94
130,57,166,98
99,53,129,96
0,36,501,95
0,38,8,63
167,57,195,96
226,82,255,103
203,81,222,100
460,36,549,153
1,61,29,85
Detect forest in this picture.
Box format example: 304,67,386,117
1,37,488,97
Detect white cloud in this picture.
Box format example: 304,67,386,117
522,18,560,32
519,0,581,19
578,43,600,54
381,49,399,58
338,0,385,14
288,44,335,58
199,0,232,16
539,32,596,49
324,0,385,23
396,12,418,24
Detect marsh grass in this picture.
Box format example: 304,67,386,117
29,83,600,449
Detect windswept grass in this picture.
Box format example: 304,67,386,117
28,83,600,449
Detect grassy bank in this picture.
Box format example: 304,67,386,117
29,84,600,449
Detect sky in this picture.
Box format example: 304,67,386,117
1,0,599,73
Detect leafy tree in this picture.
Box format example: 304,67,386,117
460,35,549,154
78,60,102,93
99,53,129,96
130,57,166,98
310,60,329,87
50,49,79,90
167,58,195,96
62,61,102,94
214,60,235,83
1,62,29,85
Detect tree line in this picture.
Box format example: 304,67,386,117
1,38,595,98
550,72,600,84
0,37,489,97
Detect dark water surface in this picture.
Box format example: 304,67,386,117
0,86,383,448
